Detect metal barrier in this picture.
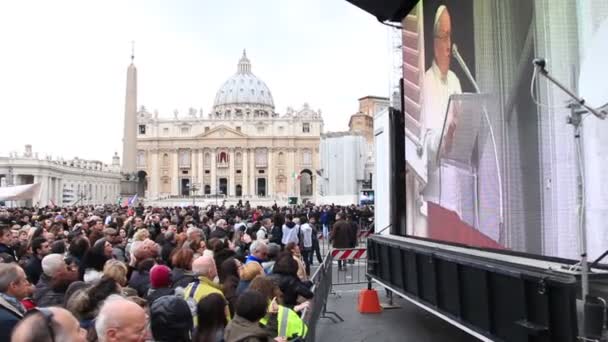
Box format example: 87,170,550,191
300,250,343,342
331,248,369,286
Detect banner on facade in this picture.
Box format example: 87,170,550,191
0,183,42,201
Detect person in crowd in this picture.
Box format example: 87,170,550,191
171,247,197,292
285,243,307,281
35,254,78,307
299,216,313,275
67,236,89,265
129,257,155,297
219,257,241,317
150,295,193,342
195,293,228,342
79,237,110,282
0,263,30,341
249,276,308,340
66,277,121,332
24,237,50,284
262,243,281,274
161,231,177,265
224,290,281,342
257,218,271,242
309,216,323,265
183,255,227,327
213,238,238,276
237,240,267,294
210,219,229,240
103,259,129,290
267,254,313,308
146,264,175,303
0,226,18,262
330,213,352,271
104,227,125,261
281,215,299,247
269,214,283,247
11,306,87,342
95,294,149,342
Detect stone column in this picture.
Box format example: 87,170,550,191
267,149,274,198
242,149,249,197
172,149,179,195
210,149,217,194
249,149,256,196
228,149,235,197
191,148,198,187
287,149,296,196
57,178,63,205
198,149,204,191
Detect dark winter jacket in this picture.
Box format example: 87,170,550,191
330,220,352,249
128,270,151,297
150,295,193,342
269,225,283,246
0,295,24,342
24,256,43,285
146,287,175,304
266,273,313,308
171,268,197,290
34,274,66,307
0,243,17,262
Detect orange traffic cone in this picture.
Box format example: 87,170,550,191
358,288,382,314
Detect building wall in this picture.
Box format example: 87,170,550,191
0,154,121,206
136,104,322,200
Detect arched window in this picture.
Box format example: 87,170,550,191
278,152,285,165
162,153,169,167
218,151,228,164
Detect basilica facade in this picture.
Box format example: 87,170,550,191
130,51,323,202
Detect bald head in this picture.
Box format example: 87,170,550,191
191,255,217,280
12,307,86,342
96,295,148,342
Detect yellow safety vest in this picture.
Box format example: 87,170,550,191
260,305,308,339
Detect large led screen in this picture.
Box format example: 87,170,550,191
403,0,608,260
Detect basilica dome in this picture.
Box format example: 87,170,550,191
212,50,275,117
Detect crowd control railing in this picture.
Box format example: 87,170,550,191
300,250,343,342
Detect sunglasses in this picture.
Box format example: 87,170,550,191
25,307,56,342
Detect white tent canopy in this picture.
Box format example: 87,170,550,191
0,183,41,201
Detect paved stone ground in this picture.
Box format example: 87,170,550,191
314,284,480,342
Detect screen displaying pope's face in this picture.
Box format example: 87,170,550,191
433,8,452,76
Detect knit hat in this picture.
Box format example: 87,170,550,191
149,264,171,288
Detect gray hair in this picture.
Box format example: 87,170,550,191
95,294,127,342
0,263,21,292
41,253,65,277
250,240,267,254
186,226,203,239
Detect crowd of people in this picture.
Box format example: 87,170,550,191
0,201,373,342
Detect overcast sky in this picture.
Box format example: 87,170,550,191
0,0,391,163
